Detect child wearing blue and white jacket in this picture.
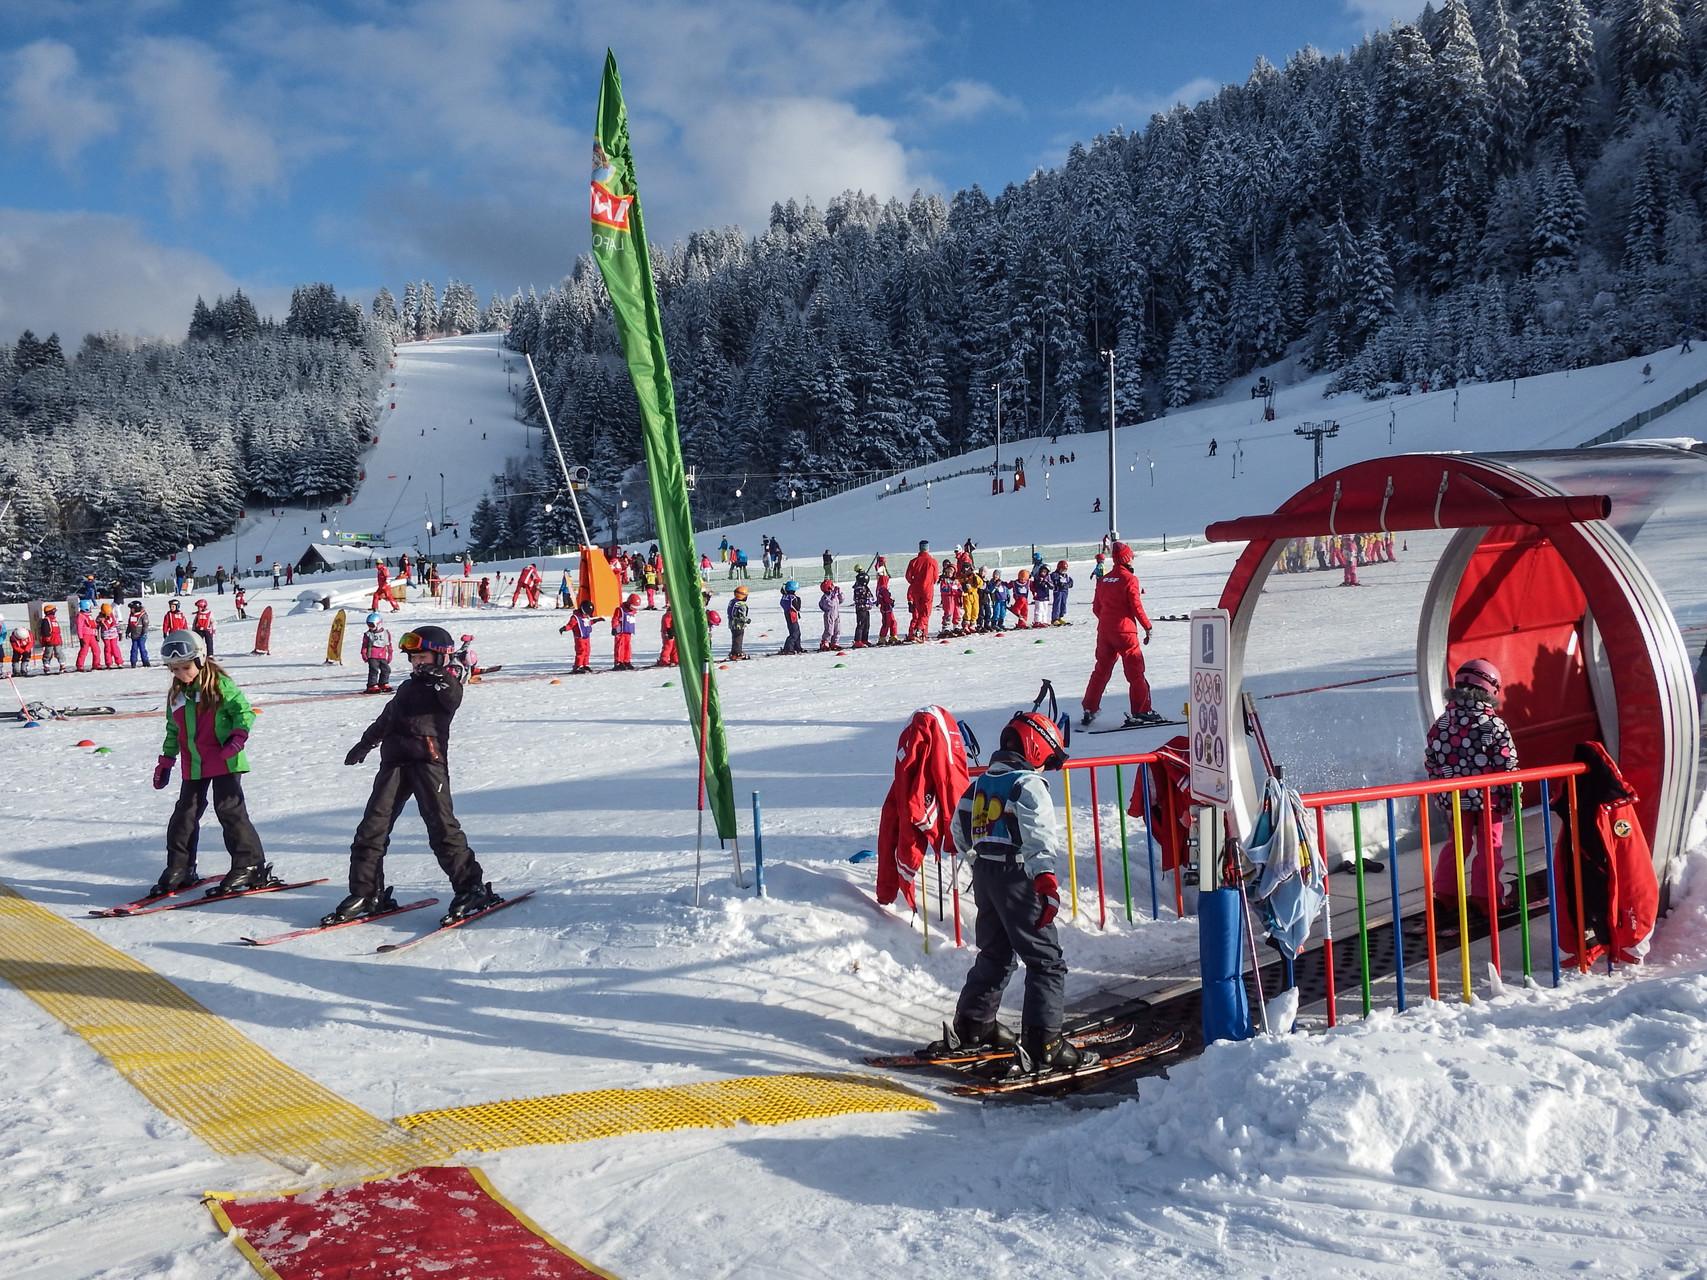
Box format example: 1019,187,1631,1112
779,580,805,654
1029,569,1051,628
988,573,1009,630
1050,561,1074,625
818,578,844,651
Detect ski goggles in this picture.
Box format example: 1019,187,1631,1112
399,632,454,655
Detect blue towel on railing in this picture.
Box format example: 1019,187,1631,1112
1244,777,1328,961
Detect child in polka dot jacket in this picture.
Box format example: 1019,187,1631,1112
1424,658,1519,909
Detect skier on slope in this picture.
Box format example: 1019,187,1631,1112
904,540,939,642
779,580,805,654
97,602,123,669
162,599,189,637
192,598,216,657
452,634,479,684
875,572,899,644
1080,542,1160,728
36,605,65,674
149,630,280,899
332,625,498,928
818,578,844,651
1050,561,1074,625
361,612,394,693
727,585,750,660
372,560,400,613
561,600,601,674
657,605,678,667
74,601,103,671
947,710,1095,1075
852,566,874,648
610,593,640,669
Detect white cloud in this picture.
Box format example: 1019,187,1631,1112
2,40,116,168
0,208,260,342
919,78,1022,124
674,95,931,228
119,37,282,210
1343,0,1422,29
1077,76,1222,127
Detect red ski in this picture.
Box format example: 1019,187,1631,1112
375,889,535,954
96,878,329,918
237,897,440,946
89,876,223,917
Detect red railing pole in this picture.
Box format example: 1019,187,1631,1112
1419,798,1439,1001
1089,767,1107,930
1568,775,1588,971
1316,805,1336,1028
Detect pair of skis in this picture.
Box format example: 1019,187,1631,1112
867,1008,1185,1098
88,879,533,952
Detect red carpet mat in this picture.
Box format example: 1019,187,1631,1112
208,1165,615,1279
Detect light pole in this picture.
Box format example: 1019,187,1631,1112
439,473,446,530
1044,470,1051,501
1102,349,1118,541
426,520,435,561
790,487,798,521
926,479,932,510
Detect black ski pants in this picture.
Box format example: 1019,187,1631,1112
729,630,745,659
349,761,483,896
781,619,803,653
956,856,1066,1034
366,656,391,689
165,775,265,876
854,607,871,645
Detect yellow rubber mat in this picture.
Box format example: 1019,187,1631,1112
396,1073,936,1154
0,880,432,1175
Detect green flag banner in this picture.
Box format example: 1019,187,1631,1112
591,50,737,842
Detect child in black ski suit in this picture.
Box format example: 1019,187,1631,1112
330,625,497,927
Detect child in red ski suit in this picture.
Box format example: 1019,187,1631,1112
97,603,123,667
611,595,639,669
560,601,600,673
1011,570,1031,628
36,605,65,673
657,607,678,666
876,575,899,644
74,604,103,670
192,599,216,657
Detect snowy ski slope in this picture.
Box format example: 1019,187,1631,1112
5,342,1707,1278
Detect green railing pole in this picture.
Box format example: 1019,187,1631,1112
1352,801,1372,1018
1513,781,1532,981
1115,763,1134,924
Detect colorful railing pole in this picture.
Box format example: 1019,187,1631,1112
1114,763,1135,924
1350,802,1372,1018
1160,773,1184,917
1386,798,1406,1013
1063,768,1080,922
1418,797,1439,1000
1315,805,1337,1028
1089,767,1108,930
1481,788,1502,974
1450,792,1473,1003
1540,778,1562,988
1567,775,1588,972
1512,781,1531,981
1138,762,1163,920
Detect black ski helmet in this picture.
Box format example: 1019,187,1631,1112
401,624,456,664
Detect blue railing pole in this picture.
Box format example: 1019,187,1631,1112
1139,762,1161,919
1387,797,1406,1013
751,790,766,899
1541,779,1560,988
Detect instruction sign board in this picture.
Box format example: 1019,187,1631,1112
1189,608,1231,805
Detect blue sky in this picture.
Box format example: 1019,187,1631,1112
0,0,1419,342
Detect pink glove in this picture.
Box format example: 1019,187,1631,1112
152,756,174,790
221,731,249,761
1034,872,1061,928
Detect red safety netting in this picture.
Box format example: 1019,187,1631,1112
209,1165,613,1280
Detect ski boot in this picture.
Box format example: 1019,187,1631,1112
1122,711,1164,728
209,862,280,897
1080,708,1098,727
148,865,201,899
1014,1026,1099,1076
927,1015,1018,1058
442,881,501,926
320,887,398,928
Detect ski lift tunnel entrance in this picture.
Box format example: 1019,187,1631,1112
1205,444,1707,889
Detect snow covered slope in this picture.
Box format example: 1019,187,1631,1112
156,333,527,577
699,343,1707,558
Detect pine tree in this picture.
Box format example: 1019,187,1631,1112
1429,0,1492,281
1620,0,1685,114
1531,153,1587,272
1356,226,1397,338
1483,0,1529,174
1524,0,1595,154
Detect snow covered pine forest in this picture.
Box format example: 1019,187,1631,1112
5,0,1707,582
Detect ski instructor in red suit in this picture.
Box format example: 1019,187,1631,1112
1080,541,1162,728
904,539,939,642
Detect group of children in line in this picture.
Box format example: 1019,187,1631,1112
1273,531,1399,586
556,588,725,673
3,597,217,677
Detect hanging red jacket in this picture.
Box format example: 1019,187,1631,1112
876,705,970,909
1128,735,1192,871
1555,741,1658,965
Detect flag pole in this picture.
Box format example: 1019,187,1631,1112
694,661,711,905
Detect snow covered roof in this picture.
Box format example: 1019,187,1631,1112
298,542,410,570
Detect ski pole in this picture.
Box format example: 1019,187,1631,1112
751,790,765,899
1226,809,1269,1035
950,846,963,947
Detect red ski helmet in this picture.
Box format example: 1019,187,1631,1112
626,593,641,607
1454,658,1502,695
821,578,834,591
1001,711,1069,771
1056,560,1069,571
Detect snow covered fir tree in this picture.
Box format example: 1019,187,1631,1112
473,0,1707,542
